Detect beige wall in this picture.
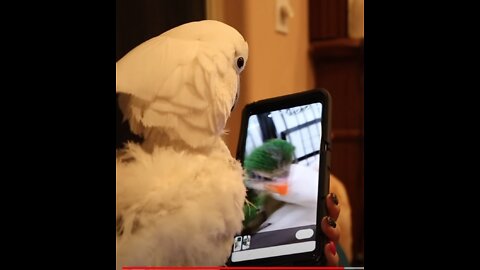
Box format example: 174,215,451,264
208,0,315,154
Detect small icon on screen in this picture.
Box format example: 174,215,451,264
233,236,242,251
242,235,251,250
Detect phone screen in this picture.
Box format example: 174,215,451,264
230,101,324,263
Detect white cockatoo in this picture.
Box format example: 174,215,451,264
115,20,248,268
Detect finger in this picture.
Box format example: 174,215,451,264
326,193,340,221
321,216,340,243
324,241,339,266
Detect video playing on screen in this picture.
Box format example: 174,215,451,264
231,102,323,263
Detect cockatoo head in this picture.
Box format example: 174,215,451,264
116,20,248,149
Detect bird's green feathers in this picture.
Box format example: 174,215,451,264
244,139,295,173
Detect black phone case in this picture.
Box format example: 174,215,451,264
228,88,332,266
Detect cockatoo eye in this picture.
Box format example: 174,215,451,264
237,57,244,69
235,56,245,73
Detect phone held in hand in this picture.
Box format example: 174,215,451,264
227,89,332,266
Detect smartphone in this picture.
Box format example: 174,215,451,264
227,89,332,266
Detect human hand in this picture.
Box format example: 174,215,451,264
321,193,340,266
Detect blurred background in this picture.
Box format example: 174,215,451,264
116,0,363,266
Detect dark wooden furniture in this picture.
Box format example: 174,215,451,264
309,0,364,265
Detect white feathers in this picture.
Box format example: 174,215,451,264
116,20,248,149
116,142,246,267
116,20,248,268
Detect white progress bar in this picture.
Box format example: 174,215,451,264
231,241,315,262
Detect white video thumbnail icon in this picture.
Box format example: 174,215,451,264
242,235,251,250
233,236,242,251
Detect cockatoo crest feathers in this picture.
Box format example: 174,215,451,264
116,36,200,101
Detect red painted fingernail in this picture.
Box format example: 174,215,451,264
329,241,337,256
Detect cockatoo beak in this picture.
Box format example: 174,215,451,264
231,75,240,112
